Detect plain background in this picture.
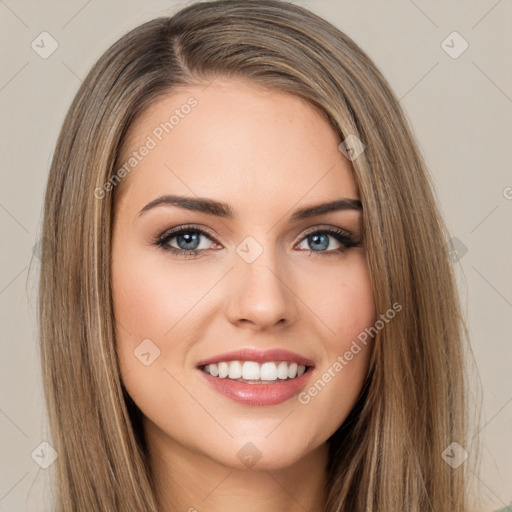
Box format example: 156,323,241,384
0,0,510,510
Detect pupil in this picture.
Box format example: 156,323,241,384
310,234,328,251
178,232,199,250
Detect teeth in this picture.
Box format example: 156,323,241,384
242,361,260,380
260,362,277,380
202,360,307,382
276,362,289,379
228,361,242,379
288,362,298,378
218,362,229,378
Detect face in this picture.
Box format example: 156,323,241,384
111,79,376,471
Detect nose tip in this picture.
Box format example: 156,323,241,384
224,255,297,330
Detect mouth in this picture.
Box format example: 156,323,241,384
199,360,311,384
196,348,315,405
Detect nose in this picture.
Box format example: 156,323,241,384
224,247,299,330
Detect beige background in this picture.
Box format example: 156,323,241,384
0,0,511,510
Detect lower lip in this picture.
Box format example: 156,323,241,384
197,368,314,406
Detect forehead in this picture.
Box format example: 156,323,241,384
115,79,359,215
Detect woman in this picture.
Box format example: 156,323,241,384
38,1,476,510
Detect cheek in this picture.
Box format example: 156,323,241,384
110,245,207,431
295,254,375,423
304,253,376,346
111,244,210,344
111,242,199,391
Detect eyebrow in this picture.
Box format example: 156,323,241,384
138,194,362,221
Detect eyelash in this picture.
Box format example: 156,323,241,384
153,224,361,259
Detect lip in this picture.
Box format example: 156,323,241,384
196,347,315,368
197,365,315,406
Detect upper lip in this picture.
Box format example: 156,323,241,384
196,347,315,368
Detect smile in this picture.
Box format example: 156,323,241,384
196,348,315,406
201,360,307,382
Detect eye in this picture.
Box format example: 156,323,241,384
295,226,360,257
154,225,219,258
153,224,361,259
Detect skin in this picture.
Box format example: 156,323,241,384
111,79,376,512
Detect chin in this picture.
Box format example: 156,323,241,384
207,437,316,472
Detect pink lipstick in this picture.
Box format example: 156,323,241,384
196,347,315,406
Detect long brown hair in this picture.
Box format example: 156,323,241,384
38,1,477,510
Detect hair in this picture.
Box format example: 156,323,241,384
37,0,477,510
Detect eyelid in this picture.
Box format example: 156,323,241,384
295,223,355,241
156,223,219,243
156,223,357,245
154,223,361,262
